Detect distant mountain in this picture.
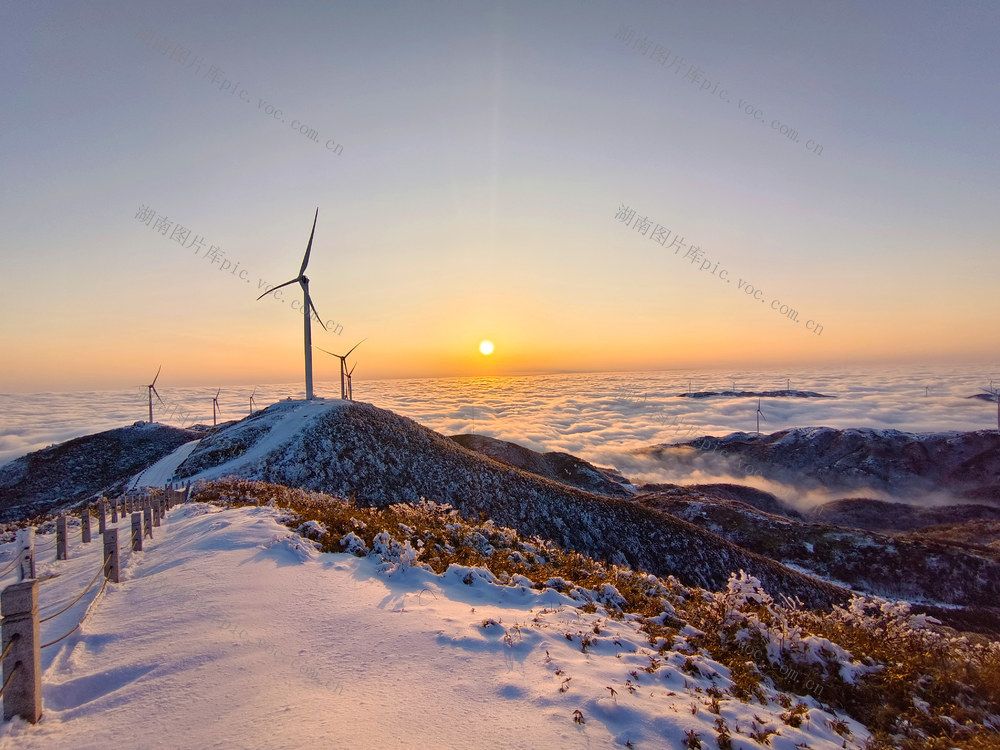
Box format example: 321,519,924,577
637,427,1000,501
637,482,802,519
173,399,847,608
0,422,203,521
806,497,1000,533
897,520,1000,559
637,487,1000,634
448,433,634,499
679,390,833,399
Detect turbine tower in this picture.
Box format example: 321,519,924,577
346,362,357,401
257,208,328,400
317,338,366,399
145,366,163,423
212,388,221,427
249,387,257,416
756,398,766,435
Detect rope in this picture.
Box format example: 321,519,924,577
39,552,112,624
0,556,20,577
40,566,111,650
40,622,80,649
0,662,19,699
0,634,16,662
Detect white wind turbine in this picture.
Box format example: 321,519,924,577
346,363,357,401
257,208,327,400
144,365,163,423
212,388,221,426
756,398,766,434
249,387,257,416
317,339,365,399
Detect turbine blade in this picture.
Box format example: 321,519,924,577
315,347,338,357
152,364,162,387
152,386,163,404
216,388,221,398
344,338,367,358
308,298,327,330
299,208,319,276
349,363,357,375
257,277,299,301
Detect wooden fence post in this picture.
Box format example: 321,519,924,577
81,507,91,544
131,513,143,552
111,497,119,524
143,507,153,539
56,516,68,561
185,480,191,502
15,529,34,581
152,503,160,528
103,529,119,583
1,580,42,723
97,499,106,535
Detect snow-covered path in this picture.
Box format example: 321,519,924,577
0,504,869,749
127,439,201,489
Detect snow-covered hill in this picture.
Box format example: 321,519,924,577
170,399,847,609
0,501,875,749
637,486,1000,634
0,423,203,521
640,427,1000,501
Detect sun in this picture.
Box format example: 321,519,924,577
479,340,494,355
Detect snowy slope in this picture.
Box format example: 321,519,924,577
170,399,849,609
126,438,201,489
0,503,870,749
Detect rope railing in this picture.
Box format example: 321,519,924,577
40,556,112,649
0,633,17,662
39,551,113,624
2,481,191,722
0,662,20,700
0,556,20,578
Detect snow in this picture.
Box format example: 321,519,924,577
187,399,342,481
0,503,871,749
127,439,201,489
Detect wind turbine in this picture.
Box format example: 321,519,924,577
756,398,766,434
316,339,366,399
257,208,327,400
249,387,257,415
212,388,221,426
144,366,163,423
346,363,357,401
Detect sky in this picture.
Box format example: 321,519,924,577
1,1,998,393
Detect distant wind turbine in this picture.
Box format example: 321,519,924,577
316,339,366,399
144,366,163,423
257,208,328,401
249,387,257,415
756,398,766,434
212,388,221,427
346,363,357,401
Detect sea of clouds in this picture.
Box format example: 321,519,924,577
2,364,997,506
